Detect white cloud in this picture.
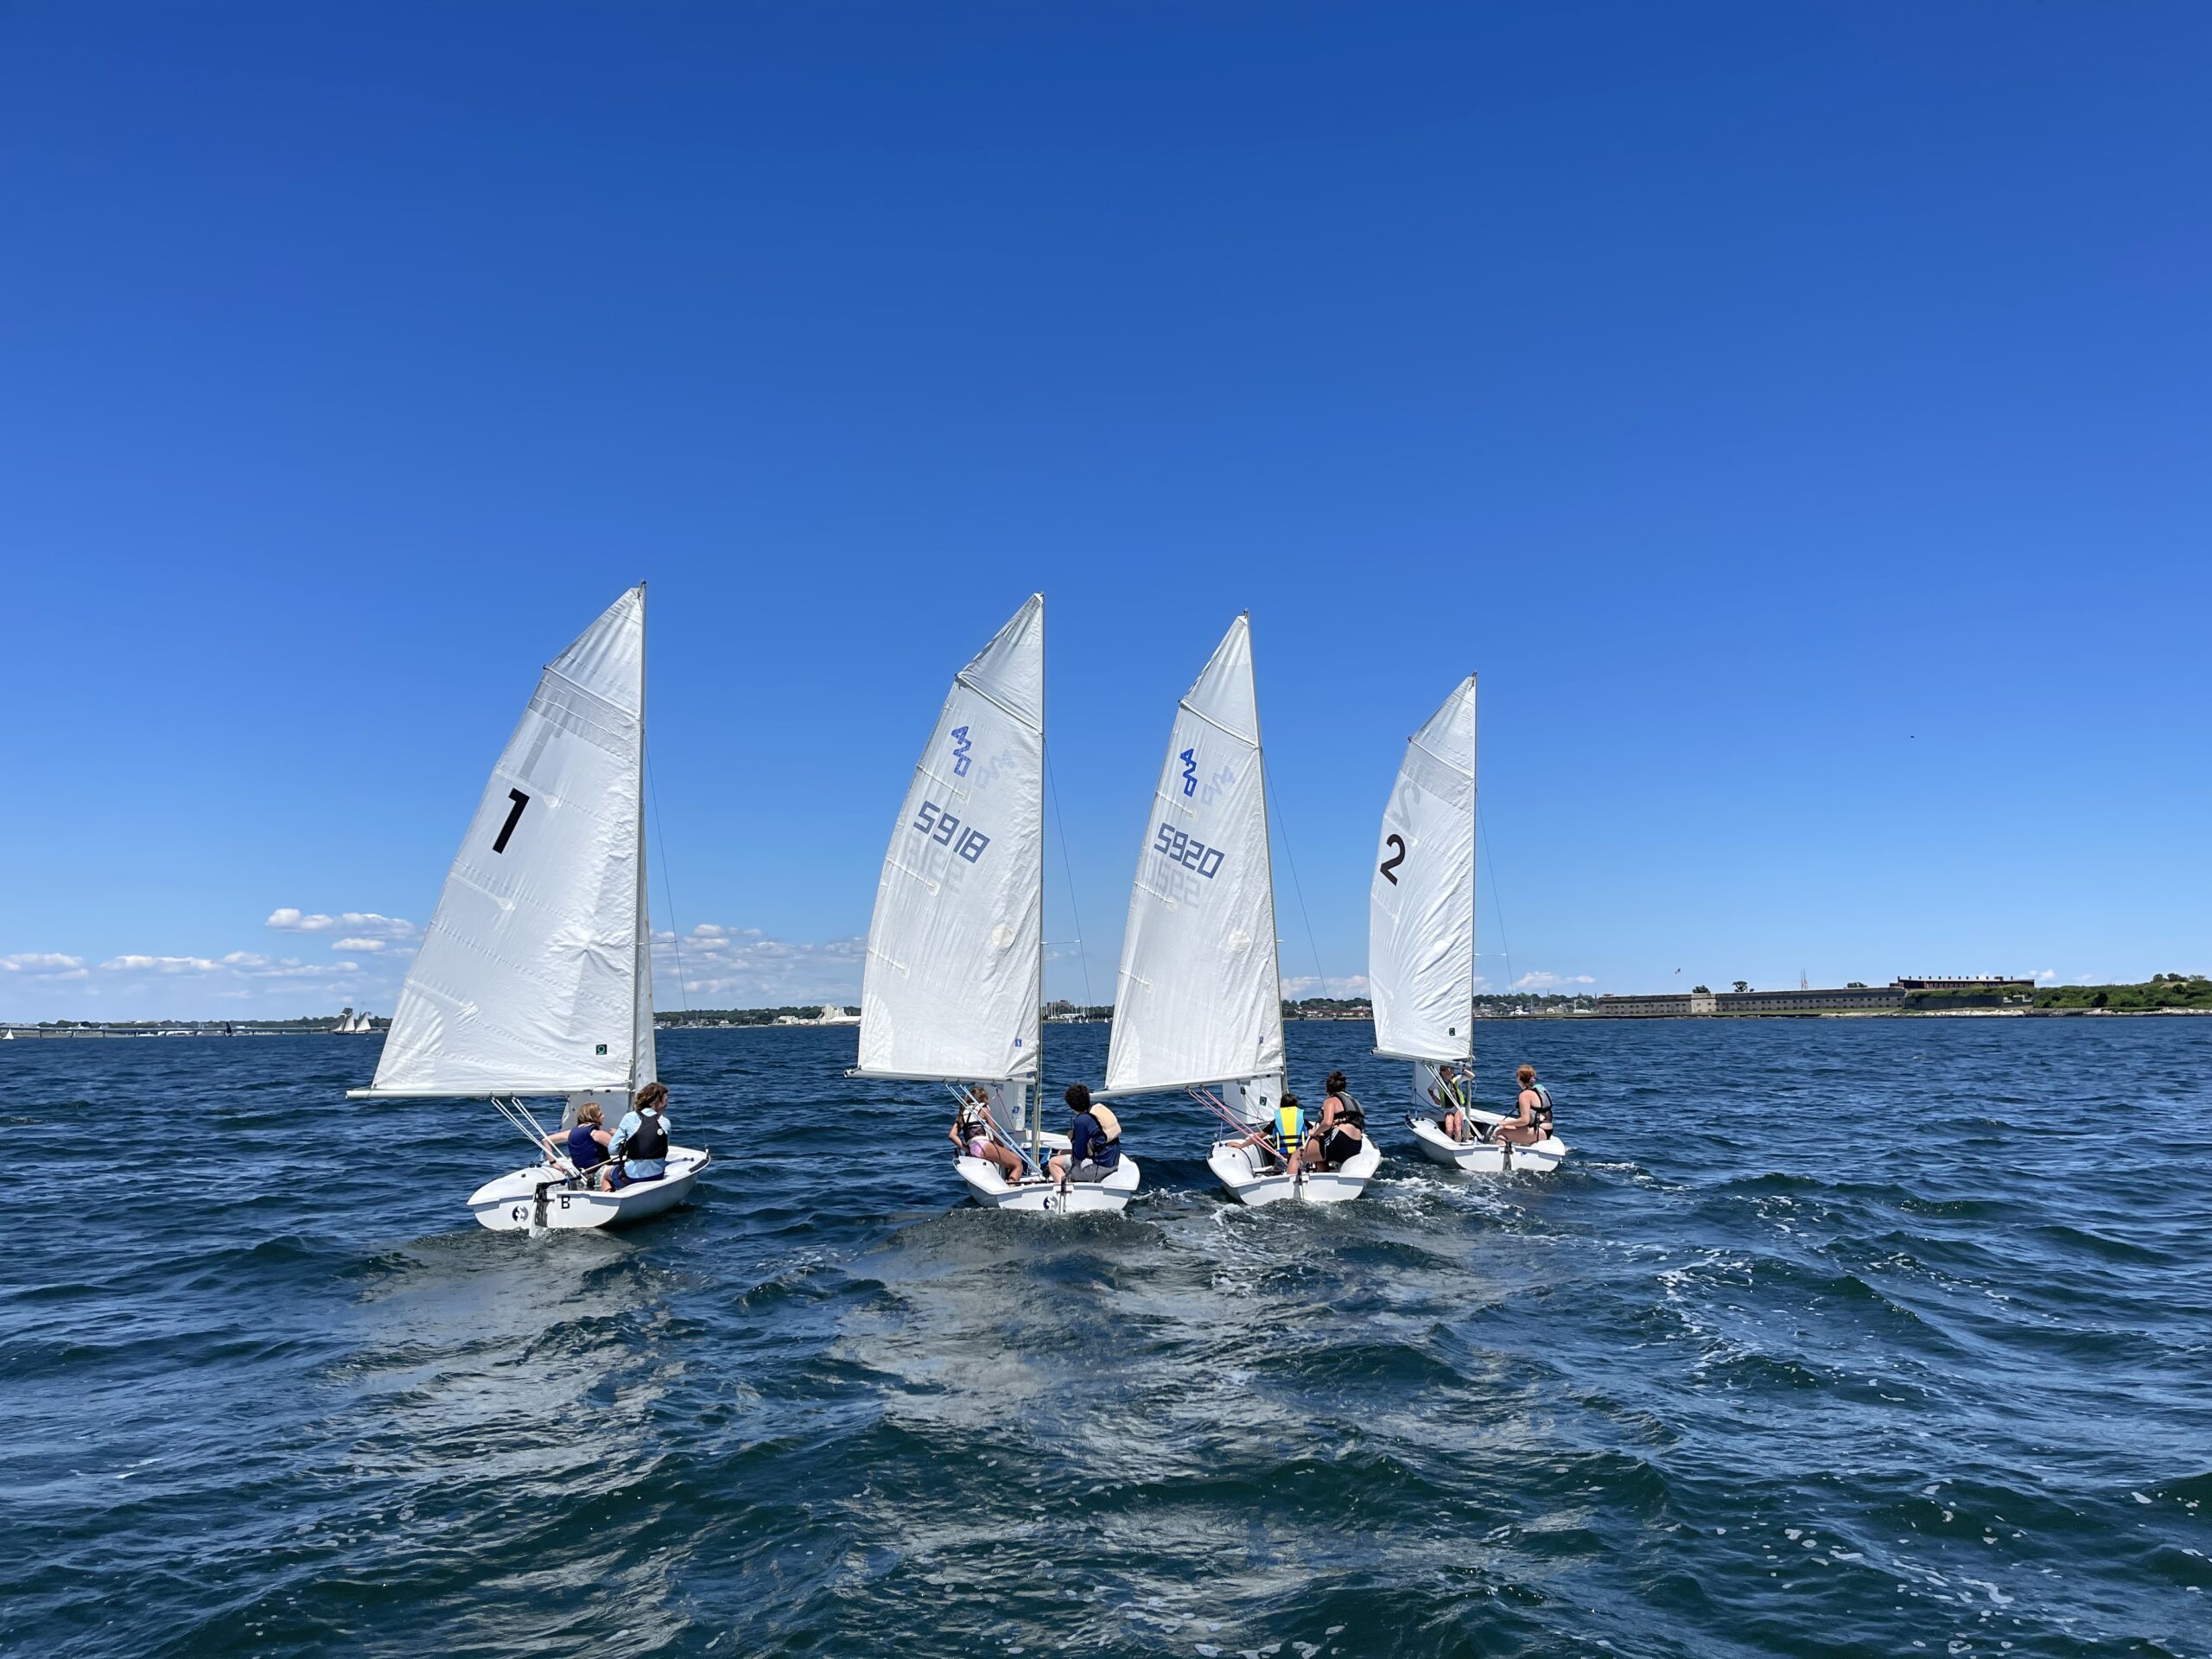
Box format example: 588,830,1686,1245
1279,974,1370,1000
1511,971,1596,991
4,930,398,1021
267,908,416,940
213,950,370,980
2037,969,2058,982
331,938,387,952
1,952,86,976
652,925,864,1003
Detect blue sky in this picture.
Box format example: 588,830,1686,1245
3,3,2207,1020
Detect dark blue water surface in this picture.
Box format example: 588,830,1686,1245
4,1018,2209,1657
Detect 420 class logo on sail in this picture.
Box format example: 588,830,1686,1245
1179,747,1236,806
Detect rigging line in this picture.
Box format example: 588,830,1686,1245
1477,798,1512,995
1265,770,1326,995
645,734,687,1013
1043,747,1093,1007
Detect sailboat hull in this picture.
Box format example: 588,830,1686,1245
467,1146,710,1231
1406,1113,1567,1173
954,1153,1141,1213
1207,1136,1382,1205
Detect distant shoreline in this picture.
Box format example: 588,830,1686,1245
9,1007,2209,1039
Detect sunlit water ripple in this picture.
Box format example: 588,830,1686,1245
4,1019,2209,1656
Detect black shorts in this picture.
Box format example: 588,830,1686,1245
1321,1129,1362,1168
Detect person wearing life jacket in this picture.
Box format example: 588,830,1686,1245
606,1080,672,1189
1046,1083,1123,1184
542,1100,613,1188
1314,1071,1359,1136
1227,1092,1306,1175
950,1084,1029,1187
1428,1062,1471,1141
1492,1064,1555,1147
1300,1071,1368,1170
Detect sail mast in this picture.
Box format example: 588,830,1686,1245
1248,613,1287,1082
1467,671,1478,1071
1032,597,1046,1169
632,581,656,1090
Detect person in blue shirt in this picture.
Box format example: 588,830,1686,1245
606,1080,672,1190
1046,1083,1122,1185
542,1100,613,1188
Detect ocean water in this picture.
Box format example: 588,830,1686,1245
4,1018,2208,1658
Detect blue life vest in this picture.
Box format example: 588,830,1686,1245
566,1124,607,1170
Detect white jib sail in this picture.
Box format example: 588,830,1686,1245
1369,675,1477,1062
1105,614,1285,1095
368,586,655,1097
857,594,1045,1082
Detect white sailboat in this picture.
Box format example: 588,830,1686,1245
346,585,709,1231
1382,677,1567,1173
854,596,1139,1213
1104,614,1379,1205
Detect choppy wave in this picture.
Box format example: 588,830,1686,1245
3,1017,2209,1656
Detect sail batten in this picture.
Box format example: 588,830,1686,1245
856,595,1046,1084
369,587,655,1097
1104,615,1285,1095
1369,676,1477,1064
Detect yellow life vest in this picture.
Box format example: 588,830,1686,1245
1090,1103,1122,1142
1275,1103,1305,1147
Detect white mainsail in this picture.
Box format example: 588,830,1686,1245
857,594,1045,1083
1370,675,1477,1062
364,586,657,1097
1104,614,1284,1095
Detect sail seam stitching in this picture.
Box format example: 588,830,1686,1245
952,671,1037,729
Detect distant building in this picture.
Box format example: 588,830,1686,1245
1891,976,2034,992
1592,976,2030,1017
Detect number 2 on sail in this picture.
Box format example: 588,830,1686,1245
1378,833,1406,886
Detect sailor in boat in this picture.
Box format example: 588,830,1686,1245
1313,1071,1360,1137
542,1101,614,1189
1223,1093,1306,1177
605,1081,672,1191
1490,1064,1555,1147
950,1084,1030,1188
1298,1074,1370,1172
1045,1084,1123,1187
1427,1063,1473,1142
